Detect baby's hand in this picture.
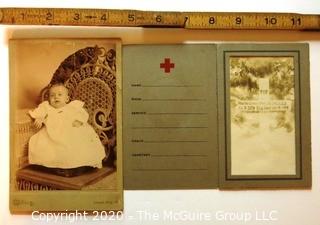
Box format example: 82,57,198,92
72,120,83,127
34,118,45,129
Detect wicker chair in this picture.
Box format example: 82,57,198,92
15,46,117,190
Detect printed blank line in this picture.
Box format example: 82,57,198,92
131,126,208,129
151,154,207,157
147,112,208,115
144,140,208,143
142,98,206,101
139,85,203,87
132,168,208,171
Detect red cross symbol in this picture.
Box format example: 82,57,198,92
160,58,175,73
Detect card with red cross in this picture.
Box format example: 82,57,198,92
122,45,219,189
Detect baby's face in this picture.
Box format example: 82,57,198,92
49,85,69,108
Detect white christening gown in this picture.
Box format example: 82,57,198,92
28,100,105,169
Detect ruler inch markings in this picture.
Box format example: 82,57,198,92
0,8,319,30
186,12,320,30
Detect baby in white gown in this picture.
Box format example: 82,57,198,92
28,84,105,176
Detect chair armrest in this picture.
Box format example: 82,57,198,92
14,109,39,168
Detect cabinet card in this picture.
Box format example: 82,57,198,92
10,39,123,213
218,44,311,189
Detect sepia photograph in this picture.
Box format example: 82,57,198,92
10,39,123,212
229,56,296,175
218,44,311,189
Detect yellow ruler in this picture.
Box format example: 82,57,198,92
0,8,319,30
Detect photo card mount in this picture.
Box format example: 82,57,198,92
9,38,123,213
217,44,311,189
